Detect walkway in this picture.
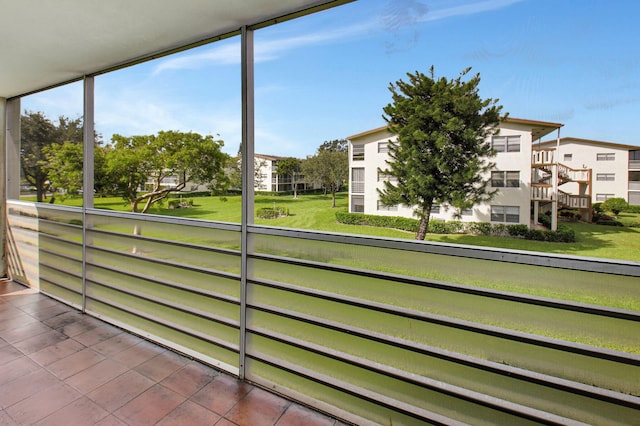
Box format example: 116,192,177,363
0,279,348,425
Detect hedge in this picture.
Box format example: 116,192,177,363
336,212,576,242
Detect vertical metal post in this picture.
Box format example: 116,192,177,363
6,98,20,201
239,25,255,380
82,76,95,312
0,98,6,277
551,127,560,231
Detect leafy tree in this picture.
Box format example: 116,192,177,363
276,157,302,199
601,197,628,217
106,131,229,213
303,141,348,207
42,141,111,198
379,67,503,240
318,139,348,153
21,111,83,201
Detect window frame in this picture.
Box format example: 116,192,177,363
596,152,615,161
352,144,365,161
596,173,615,181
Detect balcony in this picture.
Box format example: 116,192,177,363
5,200,640,425
0,279,344,425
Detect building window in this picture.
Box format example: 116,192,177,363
491,171,520,187
351,195,364,213
492,135,520,153
564,154,573,161
377,142,389,153
596,193,615,202
461,208,473,216
491,206,520,223
596,173,615,181
377,200,398,211
377,170,397,182
596,153,615,161
352,144,364,161
431,205,440,214
351,168,365,193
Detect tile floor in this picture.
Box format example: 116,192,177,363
0,279,348,425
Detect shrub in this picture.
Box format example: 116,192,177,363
626,205,640,214
335,212,419,232
538,213,552,229
428,220,449,234
467,222,492,236
168,199,181,209
601,197,628,216
257,206,289,219
507,224,528,237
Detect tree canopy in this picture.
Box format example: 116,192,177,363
21,111,83,201
379,67,503,240
303,140,348,207
107,131,229,213
276,157,302,199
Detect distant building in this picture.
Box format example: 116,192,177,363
347,117,609,229
254,154,318,193
536,137,640,206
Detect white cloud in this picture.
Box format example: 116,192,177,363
422,0,525,22
151,21,374,75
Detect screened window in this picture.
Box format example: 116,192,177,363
491,206,520,223
377,142,389,153
597,153,615,161
596,193,615,202
352,144,365,161
377,200,398,211
377,170,397,182
564,154,573,161
596,173,615,181
351,195,364,213
491,171,520,187
351,168,365,193
492,135,520,152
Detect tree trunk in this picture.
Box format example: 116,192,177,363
415,204,432,240
331,190,336,208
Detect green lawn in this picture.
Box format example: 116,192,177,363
27,192,640,261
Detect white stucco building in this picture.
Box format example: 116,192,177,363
536,137,640,206
347,118,590,229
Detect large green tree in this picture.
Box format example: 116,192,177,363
107,131,229,213
276,157,302,199
379,67,503,240
21,112,83,201
42,141,111,198
303,140,348,207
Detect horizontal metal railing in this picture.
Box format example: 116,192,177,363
6,200,640,425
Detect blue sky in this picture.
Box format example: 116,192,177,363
23,0,640,157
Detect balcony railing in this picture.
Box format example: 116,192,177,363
531,148,555,165
6,199,640,425
558,190,591,209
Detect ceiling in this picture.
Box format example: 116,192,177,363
0,0,349,99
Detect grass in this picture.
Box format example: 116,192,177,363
39,192,640,261
23,193,640,354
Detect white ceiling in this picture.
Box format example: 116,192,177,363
0,0,349,99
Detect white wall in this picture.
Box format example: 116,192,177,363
348,121,540,226
554,140,630,202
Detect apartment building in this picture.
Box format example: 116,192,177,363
348,117,574,228
254,153,319,193
536,137,640,206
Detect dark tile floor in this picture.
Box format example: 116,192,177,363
0,279,347,425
